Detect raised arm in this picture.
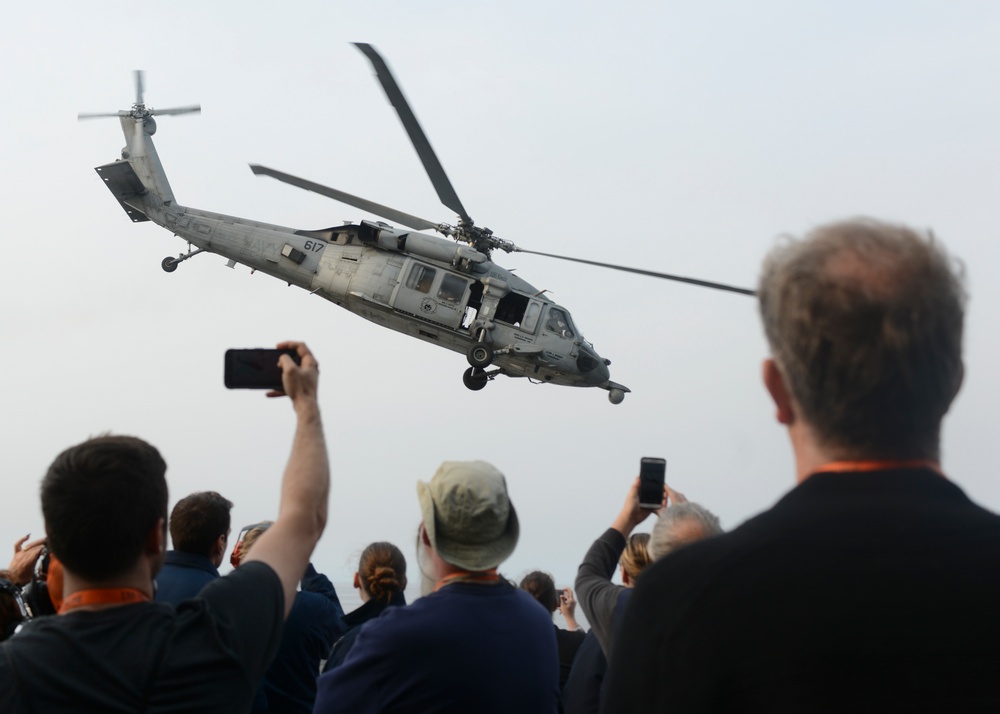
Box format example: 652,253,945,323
576,477,663,656
244,341,330,617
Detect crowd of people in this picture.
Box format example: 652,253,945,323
2,218,1000,712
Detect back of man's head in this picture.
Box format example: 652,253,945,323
649,502,722,561
169,491,233,557
41,435,168,581
758,218,966,460
417,461,519,572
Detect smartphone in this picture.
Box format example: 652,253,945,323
224,348,301,390
639,457,667,509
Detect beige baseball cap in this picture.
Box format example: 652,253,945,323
417,461,519,572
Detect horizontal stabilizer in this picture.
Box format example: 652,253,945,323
95,161,149,223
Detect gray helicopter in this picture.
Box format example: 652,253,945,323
80,44,753,404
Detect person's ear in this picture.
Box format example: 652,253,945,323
420,523,432,547
763,358,795,425
145,517,167,556
209,533,227,562
621,566,630,586
353,572,361,590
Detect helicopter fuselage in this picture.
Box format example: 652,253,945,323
88,88,630,402
116,177,615,392
83,52,749,402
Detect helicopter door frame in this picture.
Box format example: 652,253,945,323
389,258,470,330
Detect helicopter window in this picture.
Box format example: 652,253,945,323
544,308,575,339
495,292,529,326
406,264,436,294
521,301,542,333
437,274,467,304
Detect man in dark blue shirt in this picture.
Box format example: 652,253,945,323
155,491,233,605
315,461,559,714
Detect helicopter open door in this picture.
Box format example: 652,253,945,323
390,259,471,329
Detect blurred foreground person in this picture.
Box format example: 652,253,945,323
606,220,1000,712
324,541,408,672
155,490,233,604
315,461,558,713
0,341,330,714
520,571,585,690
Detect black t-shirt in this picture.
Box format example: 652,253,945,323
554,626,586,690
0,561,284,714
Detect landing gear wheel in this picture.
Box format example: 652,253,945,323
466,343,494,369
161,257,178,273
462,367,488,391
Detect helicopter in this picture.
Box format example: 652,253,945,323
79,43,754,404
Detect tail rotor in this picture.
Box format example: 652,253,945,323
78,70,201,123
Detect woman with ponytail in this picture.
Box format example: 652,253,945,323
323,542,407,671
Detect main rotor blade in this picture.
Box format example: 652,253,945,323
77,111,128,119
516,249,757,296
151,105,202,116
249,164,441,232
135,70,145,106
354,43,471,224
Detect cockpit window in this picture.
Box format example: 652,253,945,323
544,308,575,339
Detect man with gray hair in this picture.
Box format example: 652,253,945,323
648,500,722,562
314,461,558,713
606,219,1000,711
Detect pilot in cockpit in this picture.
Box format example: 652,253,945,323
545,309,574,338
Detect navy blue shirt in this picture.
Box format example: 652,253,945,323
324,590,407,672
315,581,558,714
155,550,220,605
258,564,345,714
561,629,607,714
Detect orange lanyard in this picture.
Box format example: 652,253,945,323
59,588,151,614
434,569,500,592
812,459,942,476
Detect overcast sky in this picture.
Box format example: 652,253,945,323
2,2,999,591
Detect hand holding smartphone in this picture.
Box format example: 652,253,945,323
224,348,302,390
639,457,667,509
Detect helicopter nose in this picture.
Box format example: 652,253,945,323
594,358,610,384
577,343,610,384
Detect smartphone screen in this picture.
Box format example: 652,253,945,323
224,348,300,390
639,457,667,508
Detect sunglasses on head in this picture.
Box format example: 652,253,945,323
230,522,272,568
